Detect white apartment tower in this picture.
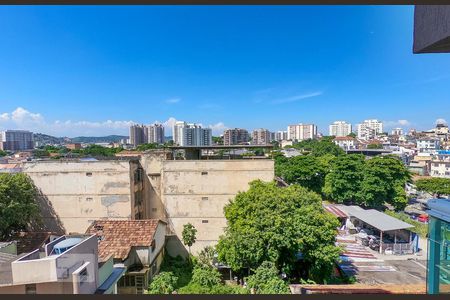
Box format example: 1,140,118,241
329,121,352,137
173,121,212,146
357,119,383,140
287,124,317,141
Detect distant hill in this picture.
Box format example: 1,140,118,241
71,135,128,143
33,133,66,145
33,133,129,145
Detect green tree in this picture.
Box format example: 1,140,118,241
323,154,365,204
245,261,290,294
136,143,160,151
182,223,197,254
347,132,357,138
367,143,383,149
275,155,329,194
197,245,216,268
191,265,222,287
216,181,340,283
359,156,411,209
0,173,40,239
0,150,7,157
292,139,344,157
147,272,178,294
212,136,223,145
415,177,450,197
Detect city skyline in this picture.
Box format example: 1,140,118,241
1,6,450,137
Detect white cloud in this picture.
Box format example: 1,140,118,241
271,91,323,104
436,118,447,125
383,119,412,129
11,107,44,124
0,113,9,121
208,122,228,135
165,98,181,104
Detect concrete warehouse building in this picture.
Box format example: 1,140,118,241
22,158,148,234
23,147,274,254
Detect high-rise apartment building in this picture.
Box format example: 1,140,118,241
329,121,352,137
130,124,165,147
357,119,383,140
172,121,187,146
251,128,272,145
147,123,165,144
0,130,34,151
223,128,249,145
275,131,288,142
287,124,317,141
173,122,212,146
129,125,145,147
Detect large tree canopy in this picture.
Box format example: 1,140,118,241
323,154,366,204
216,180,340,283
291,138,344,157
275,155,331,194
0,173,40,239
415,177,450,197
323,155,411,210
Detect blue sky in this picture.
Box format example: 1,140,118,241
0,5,449,137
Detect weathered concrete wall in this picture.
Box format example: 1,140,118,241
23,161,137,234
160,160,274,253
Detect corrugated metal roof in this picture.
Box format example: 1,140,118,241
337,205,414,232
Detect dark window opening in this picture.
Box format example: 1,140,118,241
86,172,92,177
202,220,209,223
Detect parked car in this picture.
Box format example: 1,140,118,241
418,214,429,223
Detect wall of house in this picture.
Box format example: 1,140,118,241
23,160,139,234
160,159,274,253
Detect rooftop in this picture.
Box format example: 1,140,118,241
86,220,165,261
336,205,414,232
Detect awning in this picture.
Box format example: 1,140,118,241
337,205,414,232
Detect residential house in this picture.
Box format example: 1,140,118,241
85,220,167,294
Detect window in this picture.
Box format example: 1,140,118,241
86,172,92,177
25,284,36,294
201,197,208,201
118,275,136,287
151,239,156,252
201,171,208,175
202,220,209,223
86,197,93,201
152,208,157,212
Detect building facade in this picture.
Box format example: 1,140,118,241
275,131,288,142
0,130,34,151
223,128,249,145
129,125,145,147
146,124,165,144
139,151,275,254
357,119,383,140
173,122,212,146
287,124,317,141
0,234,124,294
22,159,148,234
430,151,450,178
417,138,441,154
426,199,450,294
251,128,272,145
329,121,352,137
333,136,357,150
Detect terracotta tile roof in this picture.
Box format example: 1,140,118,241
85,220,165,261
